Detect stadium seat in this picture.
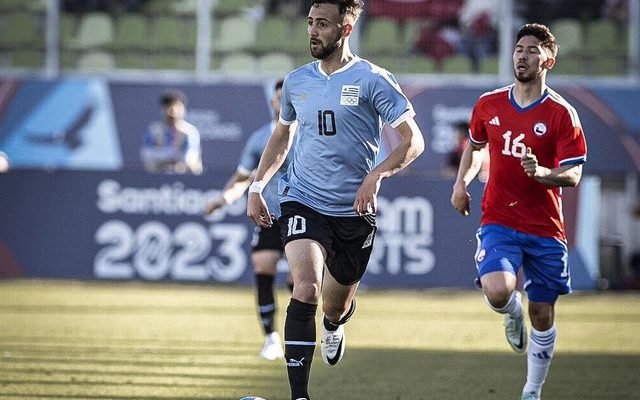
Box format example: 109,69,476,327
212,16,256,52
151,16,193,51
142,0,174,16
552,57,583,75
252,16,289,55
584,20,625,55
479,56,499,75
592,57,625,76
213,0,254,17
0,0,24,13
154,53,195,70
112,14,149,51
288,19,311,55
361,17,400,55
442,55,472,73
2,12,42,47
404,54,436,74
60,13,77,47
68,12,113,50
11,49,42,68
552,19,583,56
115,52,149,69
219,52,257,73
257,53,294,74
171,0,198,16
77,51,115,71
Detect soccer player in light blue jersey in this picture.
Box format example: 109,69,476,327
247,1,425,399
206,80,294,361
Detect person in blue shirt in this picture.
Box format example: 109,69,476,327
247,1,425,399
205,79,293,361
140,90,202,175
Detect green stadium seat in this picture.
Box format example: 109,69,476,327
60,13,77,48
77,51,115,71
479,56,499,75
442,55,472,74
2,12,42,47
11,49,42,68
361,17,399,55
171,0,198,16
213,0,254,17
252,16,289,55
584,20,625,55
115,52,149,69
591,57,626,76
552,56,583,75
68,12,113,50
0,0,24,13
212,16,256,52
219,52,256,73
112,14,149,51
552,19,583,56
142,0,174,16
404,54,436,74
257,53,294,74
150,16,191,51
288,19,311,55
154,53,195,70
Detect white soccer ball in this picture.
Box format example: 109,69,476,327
238,397,267,400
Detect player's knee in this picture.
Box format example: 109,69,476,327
292,281,321,304
484,286,512,309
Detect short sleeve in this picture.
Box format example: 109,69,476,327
468,99,488,145
370,69,415,128
556,108,587,166
279,75,296,125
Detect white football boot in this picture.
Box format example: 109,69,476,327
321,316,345,366
503,291,527,353
521,391,540,400
260,332,284,360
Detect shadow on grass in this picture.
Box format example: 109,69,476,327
242,348,640,400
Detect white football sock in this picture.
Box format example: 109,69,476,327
523,325,557,396
485,290,523,318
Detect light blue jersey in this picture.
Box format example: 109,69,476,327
279,57,415,216
238,121,292,216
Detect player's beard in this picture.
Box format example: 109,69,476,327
309,32,342,60
514,66,544,83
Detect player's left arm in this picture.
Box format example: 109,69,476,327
354,118,424,215
521,147,583,187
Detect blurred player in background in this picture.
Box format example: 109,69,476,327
0,151,9,173
205,79,292,361
451,23,587,400
247,1,424,399
140,90,203,175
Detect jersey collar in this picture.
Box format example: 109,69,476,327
316,56,361,77
508,85,550,112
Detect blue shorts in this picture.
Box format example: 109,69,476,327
474,224,571,303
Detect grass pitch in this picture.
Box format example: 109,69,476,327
0,279,638,400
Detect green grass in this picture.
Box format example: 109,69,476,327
0,279,639,399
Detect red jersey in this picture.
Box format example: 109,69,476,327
469,85,587,240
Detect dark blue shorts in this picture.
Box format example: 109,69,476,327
475,224,571,303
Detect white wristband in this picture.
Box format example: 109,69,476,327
248,180,264,194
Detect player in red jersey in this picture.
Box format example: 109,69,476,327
451,23,587,400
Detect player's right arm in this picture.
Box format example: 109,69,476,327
205,170,253,215
247,121,296,227
451,142,485,216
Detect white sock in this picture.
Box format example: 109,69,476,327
523,325,557,396
485,291,522,318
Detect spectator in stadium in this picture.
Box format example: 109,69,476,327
140,90,202,175
205,79,293,361
458,0,498,72
246,1,424,399
443,121,470,177
0,151,9,173
451,23,587,400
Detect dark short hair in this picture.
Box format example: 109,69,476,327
516,23,558,57
275,78,284,92
160,90,186,107
312,0,364,21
